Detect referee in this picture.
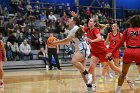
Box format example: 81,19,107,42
46,33,61,70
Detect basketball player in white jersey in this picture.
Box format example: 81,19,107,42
52,17,94,92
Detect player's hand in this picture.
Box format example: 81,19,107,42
87,38,93,43
80,25,84,29
106,53,112,58
4,57,7,62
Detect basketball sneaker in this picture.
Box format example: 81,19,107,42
114,76,119,83
99,77,105,83
85,74,92,84
87,84,96,93
116,86,121,93
126,77,135,89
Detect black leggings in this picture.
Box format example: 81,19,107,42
48,48,60,69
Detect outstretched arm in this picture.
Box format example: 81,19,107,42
105,33,110,45
52,36,72,45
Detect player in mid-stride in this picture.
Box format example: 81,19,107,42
106,15,140,93
52,17,93,92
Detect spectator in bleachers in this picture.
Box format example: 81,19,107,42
119,21,125,33
61,11,69,25
0,33,6,43
38,32,45,49
38,47,49,67
40,20,47,33
105,2,110,8
40,12,47,21
17,16,26,30
5,41,13,61
0,5,3,16
0,18,6,36
11,41,20,61
55,19,63,33
85,7,91,20
7,33,17,45
48,12,57,29
6,18,15,35
58,32,66,40
31,29,39,49
17,1,24,13
34,6,40,20
3,7,9,17
18,32,24,46
26,3,33,17
19,39,33,60
25,29,32,44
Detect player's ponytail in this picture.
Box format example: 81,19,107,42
75,27,85,38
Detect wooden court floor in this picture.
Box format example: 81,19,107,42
1,64,140,93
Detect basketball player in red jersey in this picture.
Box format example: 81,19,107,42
0,40,7,88
105,23,123,81
81,18,122,92
106,15,140,93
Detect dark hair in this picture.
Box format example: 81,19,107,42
75,27,85,38
73,17,80,26
126,15,140,28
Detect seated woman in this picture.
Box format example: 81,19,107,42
5,41,13,61
38,47,49,68
11,42,20,61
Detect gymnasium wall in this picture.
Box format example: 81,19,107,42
1,0,140,10
116,0,140,9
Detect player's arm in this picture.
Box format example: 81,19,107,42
120,33,127,49
88,34,102,43
1,40,7,61
52,36,72,45
105,33,110,45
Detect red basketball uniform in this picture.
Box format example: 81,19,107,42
84,27,108,62
108,32,121,58
112,28,140,63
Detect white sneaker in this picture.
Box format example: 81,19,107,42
125,77,135,89
109,72,114,78
116,87,121,93
135,76,140,81
85,74,92,84
87,84,96,93
126,79,135,89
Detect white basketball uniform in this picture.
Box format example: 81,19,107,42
68,25,90,58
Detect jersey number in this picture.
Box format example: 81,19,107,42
130,31,139,37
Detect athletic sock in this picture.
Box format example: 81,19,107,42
83,69,89,75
